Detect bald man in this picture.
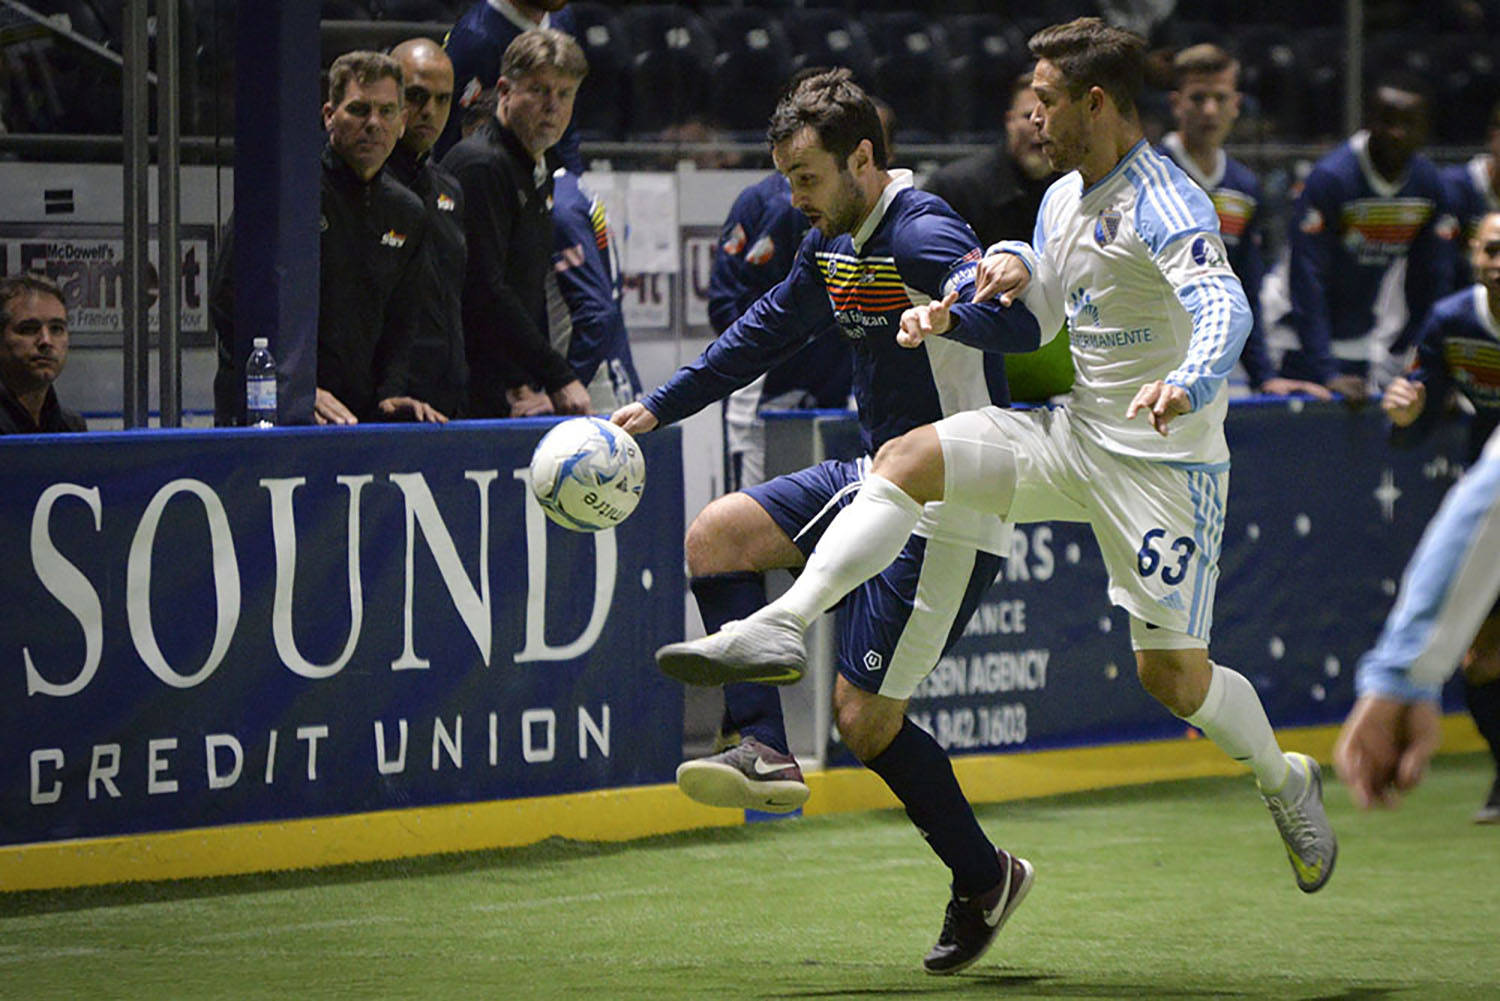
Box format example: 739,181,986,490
387,38,470,417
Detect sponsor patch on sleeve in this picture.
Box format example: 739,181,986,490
941,260,978,299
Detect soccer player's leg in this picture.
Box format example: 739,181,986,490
836,536,1032,975
1462,603,1500,823
1087,449,1335,891
667,488,808,811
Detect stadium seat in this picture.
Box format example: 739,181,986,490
862,12,952,142
780,10,876,90
939,13,1028,141
615,4,716,138
568,1,631,141
370,0,457,21
321,0,374,19
1235,24,1310,140
704,8,793,140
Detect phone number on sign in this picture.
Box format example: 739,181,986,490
910,703,1027,751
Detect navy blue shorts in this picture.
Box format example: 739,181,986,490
745,459,1004,699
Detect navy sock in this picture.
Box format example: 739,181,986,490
1465,676,1500,769
690,573,789,755
866,718,1003,896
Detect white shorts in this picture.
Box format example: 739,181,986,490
936,406,1226,644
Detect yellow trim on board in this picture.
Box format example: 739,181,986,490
2,716,1483,893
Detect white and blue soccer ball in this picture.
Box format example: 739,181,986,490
528,416,646,532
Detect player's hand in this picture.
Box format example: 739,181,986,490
377,396,448,424
1333,694,1442,809
1125,380,1190,436
1381,377,1427,427
314,387,358,425
897,290,959,348
1256,377,1334,401
507,384,554,417
611,401,659,435
1326,373,1369,406
550,379,592,415
973,252,1031,306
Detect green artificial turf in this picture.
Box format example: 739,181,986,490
3,753,1497,1001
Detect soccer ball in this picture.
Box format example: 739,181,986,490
528,416,646,532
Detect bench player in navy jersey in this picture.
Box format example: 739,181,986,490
1283,73,1455,401
1440,99,1499,286
661,16,1338,917
1159,43,1328,399
1381,209,1500,821
613,70,1045,975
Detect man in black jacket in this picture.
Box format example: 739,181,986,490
0,274,86,435
922,72,1052,253
388,38,470,419
213,50,446,425
442,28,590,418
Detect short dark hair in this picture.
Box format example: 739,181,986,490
1172,43,1238,88
1029,17,1147,115
501,27,588,82
767,68,889,169
0,273,65,330
328,50,404,109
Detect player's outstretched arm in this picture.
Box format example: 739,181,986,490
973,252,1032,306
611,401,659,435
897,290,959,348
1333,695,1442,809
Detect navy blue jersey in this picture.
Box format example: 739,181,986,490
1400,285,1500,462
708,172,852,410
644,172,1042,456
1287,132,1454,382
550,169,640,397
439,1,582,169
1441,156,1499,286
1159,135,1275,387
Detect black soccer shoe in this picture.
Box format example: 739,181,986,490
922,849,1034,976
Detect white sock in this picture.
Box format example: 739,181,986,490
1184,662,1290,791
773,473,924,626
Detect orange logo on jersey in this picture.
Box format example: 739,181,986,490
746,234,776,266
722,223,747,255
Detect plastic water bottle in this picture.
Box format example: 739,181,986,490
245,337,277,428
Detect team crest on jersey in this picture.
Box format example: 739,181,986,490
746,233,776,265
1299,208,1325,235
436,193,456,212
1190,236,1223,267
459,77,483,108
1094,209,1121,246
1435,213,1460,241
722,223,747,255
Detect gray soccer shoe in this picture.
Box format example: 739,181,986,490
654,608,807,686
675,737,810,813
1261,751,1338,893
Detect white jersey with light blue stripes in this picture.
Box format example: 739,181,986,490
1002,140,1251,465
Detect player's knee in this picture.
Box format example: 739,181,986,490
870,428,943,504
683,500,742,575
1135,656,1206,717
835,690,904,762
